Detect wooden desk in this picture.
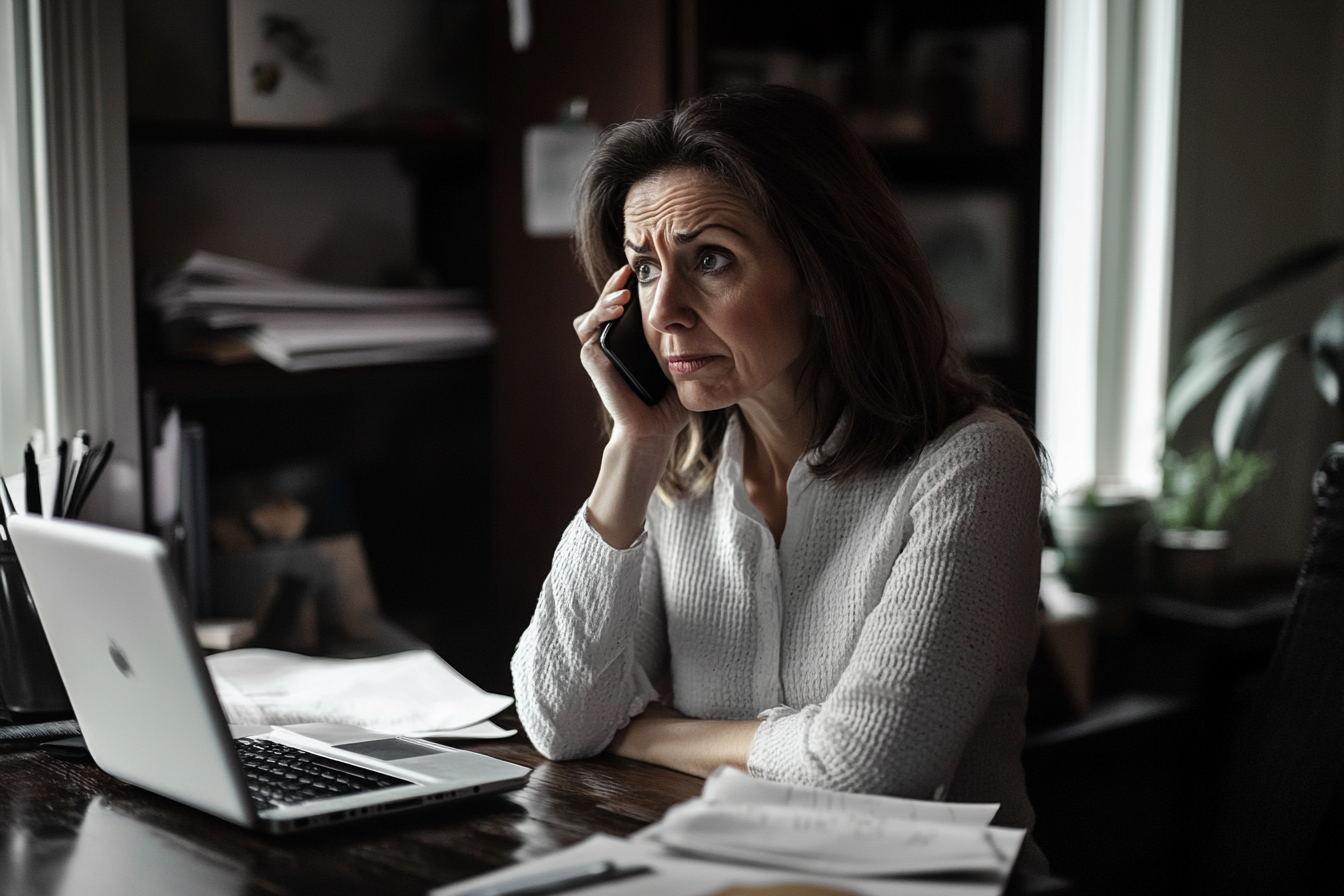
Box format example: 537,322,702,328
0,731,702,895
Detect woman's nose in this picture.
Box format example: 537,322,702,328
645,269,695,333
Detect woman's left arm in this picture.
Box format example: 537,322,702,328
607,702,760,778
746,423,1043,797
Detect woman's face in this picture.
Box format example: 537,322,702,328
622,167,812,414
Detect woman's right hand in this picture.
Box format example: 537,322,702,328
574,265,688,445
576,266,690,548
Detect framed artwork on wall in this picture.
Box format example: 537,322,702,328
898,191,1018,355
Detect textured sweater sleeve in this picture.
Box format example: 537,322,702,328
510,507,668,760
747,423,1042,797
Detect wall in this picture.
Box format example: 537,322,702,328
1170,0,1344,570
489,0,667,652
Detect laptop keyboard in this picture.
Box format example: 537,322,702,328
236,738,412,808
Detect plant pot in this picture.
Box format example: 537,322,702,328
1049,496,1151,595
1152,528,1230,602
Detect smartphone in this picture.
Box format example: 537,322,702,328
599,271,669,405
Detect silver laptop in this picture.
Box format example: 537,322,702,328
8,514,530,833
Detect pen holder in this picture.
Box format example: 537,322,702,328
0,543,70,714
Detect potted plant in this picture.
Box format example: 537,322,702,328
1159,240,1344,598
1049,487,1151,597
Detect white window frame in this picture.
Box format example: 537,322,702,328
0,0,141,529
1037,0,1183,497
0,0,45,474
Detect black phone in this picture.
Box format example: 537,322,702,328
599,271,669,405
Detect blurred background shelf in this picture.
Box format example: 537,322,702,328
128,119,489,149
140,353,491,400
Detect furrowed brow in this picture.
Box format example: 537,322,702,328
623,239,650,253
675,224,743,243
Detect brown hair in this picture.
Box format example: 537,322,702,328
575,85,1031,498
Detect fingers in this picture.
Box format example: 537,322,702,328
601,263,633,296
573,264,633,344
572,290,626,341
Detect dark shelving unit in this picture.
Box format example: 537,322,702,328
125,1,497,686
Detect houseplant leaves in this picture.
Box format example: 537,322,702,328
1308,295,1344,409
1212,338,1290,462
1166,303,1276,439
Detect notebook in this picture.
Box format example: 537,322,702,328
7,514,529,833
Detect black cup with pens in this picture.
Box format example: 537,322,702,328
0,432,113,716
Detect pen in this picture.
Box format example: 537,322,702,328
67,440,113,521
23,442,40,516
66,440,95,517
52,438,69,518
455,861,653,896
0,470,11,542
64,431,89,512
0,474,15,519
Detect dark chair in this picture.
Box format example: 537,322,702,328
1198,443,1344,895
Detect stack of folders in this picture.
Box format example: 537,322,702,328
150,251,493,372
435,767,1028,896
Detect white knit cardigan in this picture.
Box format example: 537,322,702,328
511,407,1043,831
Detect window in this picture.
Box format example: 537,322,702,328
1037,0,1182,496
0,0,141,528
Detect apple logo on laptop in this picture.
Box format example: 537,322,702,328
108,640,134,678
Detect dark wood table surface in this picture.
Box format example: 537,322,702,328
0,727,704,896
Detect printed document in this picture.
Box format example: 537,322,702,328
207,648,513,738
433,833,1017,896
635,769,1018,878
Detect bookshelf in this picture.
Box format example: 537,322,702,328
124,0,496,684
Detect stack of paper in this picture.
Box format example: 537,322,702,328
206,648,515,740
434,768,1027,896
150,251,492,371
637,768,1018,877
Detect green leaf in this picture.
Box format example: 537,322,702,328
1204,449,1274,529
1160,445,1274,530
1308,295,1344,407
1165,303,1276,437
1212,339,1290,462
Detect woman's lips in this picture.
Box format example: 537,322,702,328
666,354,717,375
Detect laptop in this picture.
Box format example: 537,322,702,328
7,514,530,833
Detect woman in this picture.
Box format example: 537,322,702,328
511,86,1045,853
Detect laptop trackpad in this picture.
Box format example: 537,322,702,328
338,738,443,762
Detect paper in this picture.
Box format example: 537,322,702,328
420,720,517,741
432,833,1011,896
523,124,598,237
696,767,999,826
206,648,513,737
149,251,491,371
242,309,492,356
151,251,479,317
635,769,1018,879
646,802,1018,878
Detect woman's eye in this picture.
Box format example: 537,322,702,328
634,261,659,283
698,251,731,274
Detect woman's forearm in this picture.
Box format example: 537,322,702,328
586,433,676,549
607,713,762,778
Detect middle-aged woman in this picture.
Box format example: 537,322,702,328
511,85,1047,864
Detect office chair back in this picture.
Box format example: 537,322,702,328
1202,442,1344,895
